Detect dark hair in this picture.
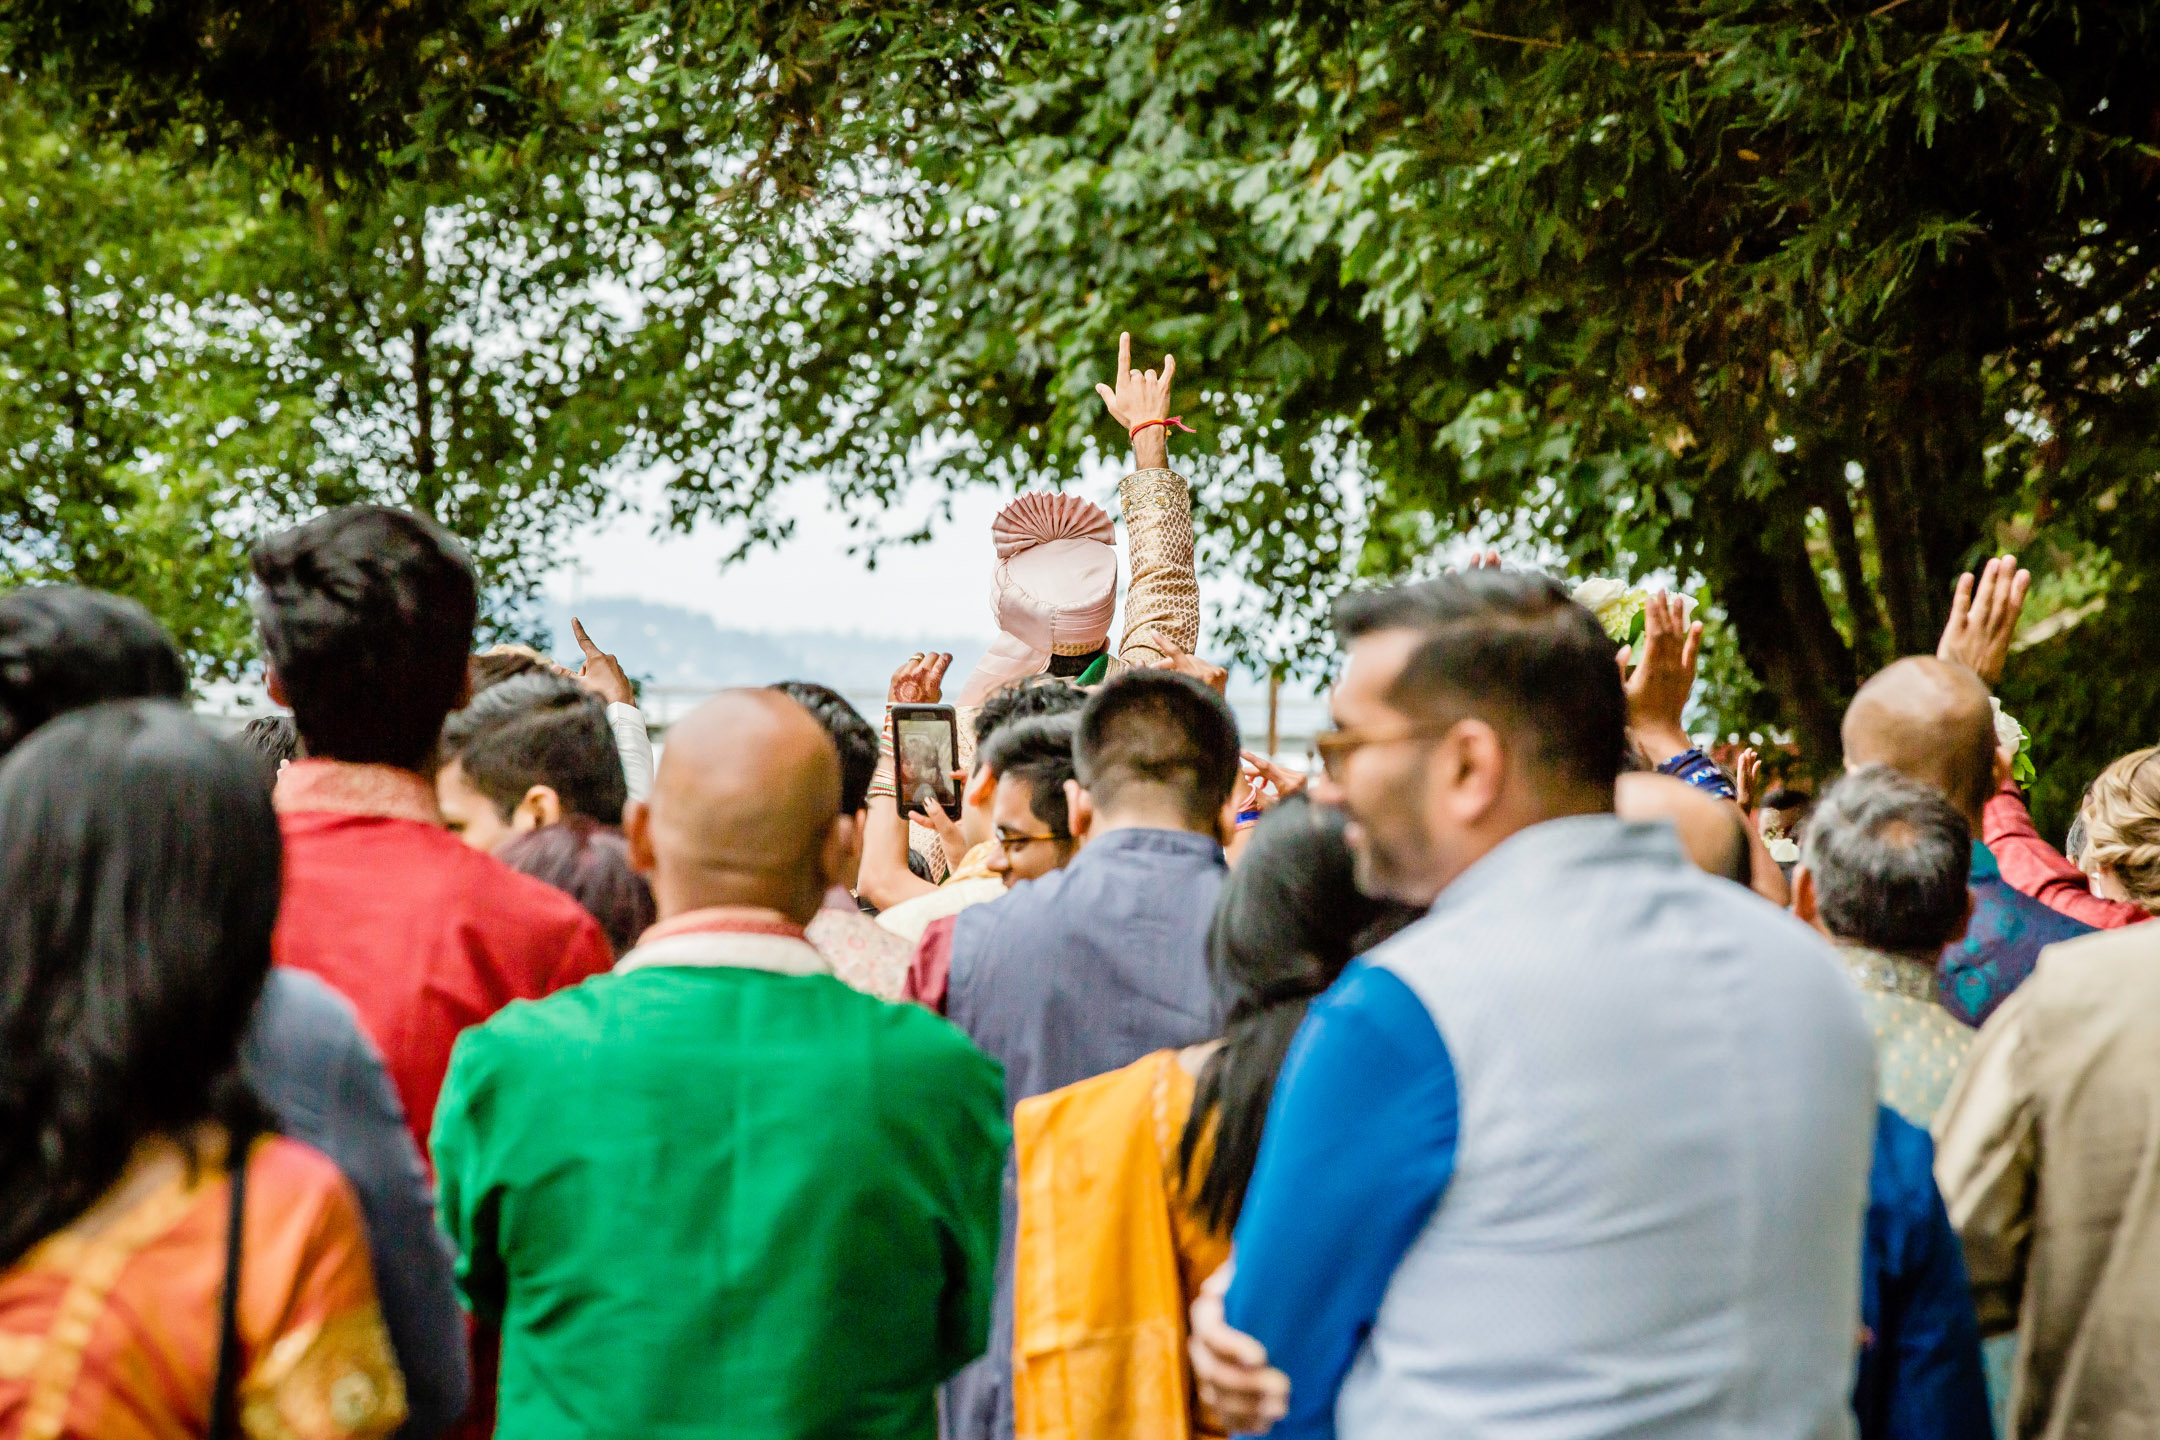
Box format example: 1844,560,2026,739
497,818,657,959
973,674,1087,753
1179,796,1421,1231
0,701,281,1268
1073,670,1240,827
1762,787,1813,814
0,586,187,757
251,505,479,772
1802,765,1973,954
1044,648,1107,679
469,647,551,694
1334,570,1627,793
239,714,301,770
773,681,878,816
981,713,1080,836
440,673,627,826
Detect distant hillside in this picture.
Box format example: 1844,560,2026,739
540,597,988,696
538,596,1328,753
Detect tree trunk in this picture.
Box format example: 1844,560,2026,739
410,319,438,515
1864,352,1990,657
1706,499,1857,773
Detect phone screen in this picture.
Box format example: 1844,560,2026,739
895,713,960,817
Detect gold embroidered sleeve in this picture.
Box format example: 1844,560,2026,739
241,1304,408,1440
1115,467,1200,667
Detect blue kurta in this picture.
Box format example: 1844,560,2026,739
1938,842,2091,1027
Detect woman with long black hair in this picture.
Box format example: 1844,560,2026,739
1008,794,1421,1440
0,701,405,1440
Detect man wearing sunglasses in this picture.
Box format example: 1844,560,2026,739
1191,568,1878,1440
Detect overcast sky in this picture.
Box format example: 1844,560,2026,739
548,462,1132,640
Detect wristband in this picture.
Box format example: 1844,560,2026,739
1129,416,1197,439
1235,809,1263,829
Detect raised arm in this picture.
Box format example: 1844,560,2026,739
1094,332,1200,667
858,653,950,911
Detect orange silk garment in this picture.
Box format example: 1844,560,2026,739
0,1135,406,1440
1013,1049,1232,1440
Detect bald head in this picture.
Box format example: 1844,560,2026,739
627,689,844,924
1842,658,1996,825
1618,772,1751,885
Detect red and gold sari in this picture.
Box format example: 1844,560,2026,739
0,1134,406,1440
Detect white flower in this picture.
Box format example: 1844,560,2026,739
1569,578,1698,643
1990,696,2026,755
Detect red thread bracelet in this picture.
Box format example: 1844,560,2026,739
1129,416,1197,438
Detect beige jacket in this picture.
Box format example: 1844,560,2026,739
1933,922,2160,1440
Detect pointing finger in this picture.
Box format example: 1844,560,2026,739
571,617,603,659
1161,353,1176,386
1117,331,1131,380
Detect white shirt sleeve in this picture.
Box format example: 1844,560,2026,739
607,702,654,803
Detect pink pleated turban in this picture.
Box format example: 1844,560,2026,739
956,492,1119,705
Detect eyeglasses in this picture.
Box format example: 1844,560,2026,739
1312,722,1460,780
995,830,1069,858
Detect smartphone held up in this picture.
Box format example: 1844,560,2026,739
891,704,962,821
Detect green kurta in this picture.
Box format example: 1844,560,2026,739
432,942,1009,1440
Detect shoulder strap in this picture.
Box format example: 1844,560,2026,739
208,1127,256,1440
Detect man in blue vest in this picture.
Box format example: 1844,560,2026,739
1194,570,1877,1440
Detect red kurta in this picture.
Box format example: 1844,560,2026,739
270,759,615,1155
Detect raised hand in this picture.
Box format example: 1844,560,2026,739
1143,634,1230,695
570,618,635,708
1735,747,1763,813
1936,554,2031,688
1619,592,1702,765
1093,331,1179,469
1238,750,1309,815
888,652,953,705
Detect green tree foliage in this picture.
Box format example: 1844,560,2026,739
667,0,2160,808
4,1,2157,822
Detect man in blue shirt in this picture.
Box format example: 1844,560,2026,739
1194,571,1878,1440
942,667,1239,1440
1841,656,2090,1025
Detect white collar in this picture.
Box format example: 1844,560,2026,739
613,930,833,979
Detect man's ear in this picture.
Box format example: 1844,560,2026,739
964,764,997,812
1063,780,1095,844
1433,718,1507,826
624,800,656,875
816,813,851,895
1790,865,1820,926
266,667,289,709
513,785,563,832
833,810,865,871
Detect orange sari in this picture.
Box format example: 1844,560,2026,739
1012,1049,1233,1440
0,1134,406,1440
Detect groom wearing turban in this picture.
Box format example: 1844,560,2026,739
956,335,1201,704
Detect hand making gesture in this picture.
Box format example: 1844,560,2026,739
570,618,636,708
1936,554,2031,688
1094,332,1182,471
1619,592,1702,766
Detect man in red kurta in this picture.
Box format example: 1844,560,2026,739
271,758,614,1148
253,505,614,1155
252,505,613,1440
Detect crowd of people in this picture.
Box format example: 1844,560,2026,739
0,334,2155,1440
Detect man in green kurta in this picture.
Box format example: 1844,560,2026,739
432,688,1008,1439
